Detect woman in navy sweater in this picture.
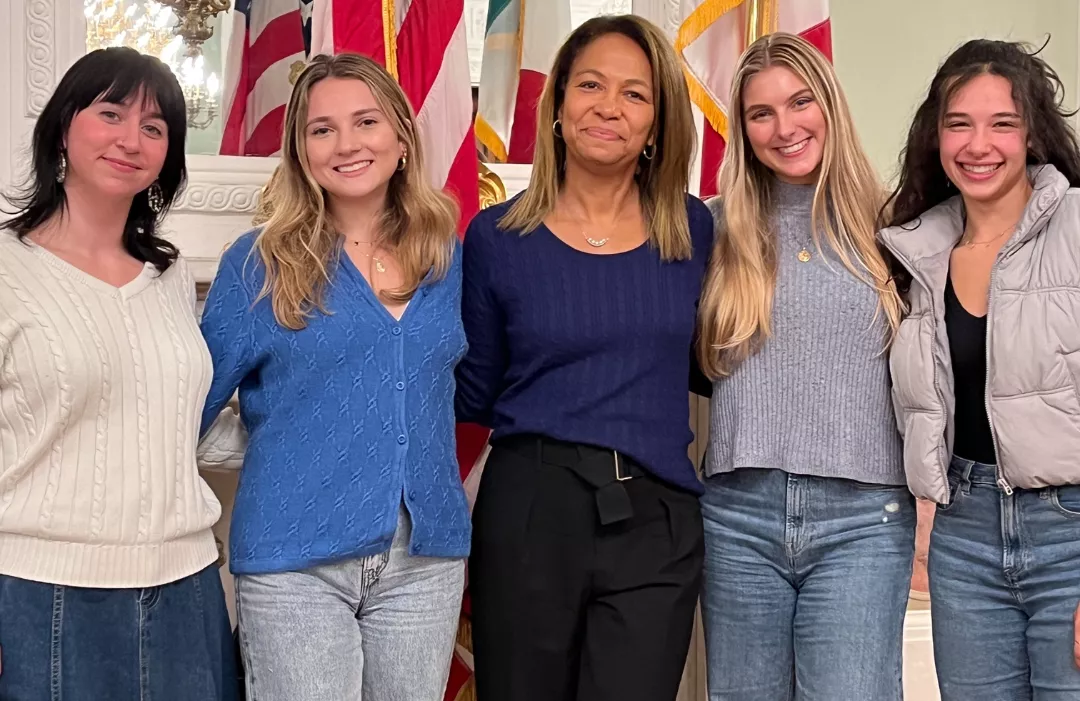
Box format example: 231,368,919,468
198,54,468,700
457,15,712,701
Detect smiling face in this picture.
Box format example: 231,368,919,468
741,65,826,184
64,91,168,199
558,32,656,171
303,76,405,206
938,73,1029,205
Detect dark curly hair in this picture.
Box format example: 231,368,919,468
882,38,1080,231
2,46,188,271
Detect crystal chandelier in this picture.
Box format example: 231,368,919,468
85,0,179,55
83,0,228,131
157,0,232,57
175,54,220,130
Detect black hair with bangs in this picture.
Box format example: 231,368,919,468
3,46,188,271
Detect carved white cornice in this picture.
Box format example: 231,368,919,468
173,182,262,213
171,155,278,213
25,0,55,118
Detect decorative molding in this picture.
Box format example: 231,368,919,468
171,159,532,216
25,0,55,118
172,154,277,213
174,182,263,213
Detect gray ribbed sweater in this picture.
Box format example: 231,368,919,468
704,181,905,485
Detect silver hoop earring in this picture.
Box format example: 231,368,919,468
147,182,164,213
642,144,656,161
552,120,562,138
56,152,67,183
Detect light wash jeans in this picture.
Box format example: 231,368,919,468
235,506,465,701
700,468,915,701
929,457,1080,700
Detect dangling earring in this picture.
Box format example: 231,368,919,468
147,182,164,213
398,152,407,171
552,120,563,138
642,143,656,160
56,151,67,184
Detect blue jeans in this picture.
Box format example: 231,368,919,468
0,563,239,700
700,468,915,701
929,457,1080,700
235,506,465,700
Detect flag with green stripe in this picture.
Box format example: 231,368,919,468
475,0,571,163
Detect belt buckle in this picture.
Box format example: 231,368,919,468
614,450,632,482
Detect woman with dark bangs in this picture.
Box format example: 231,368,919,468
0,47,240,700
881,39,1080,699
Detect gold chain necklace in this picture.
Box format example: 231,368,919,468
959,225,1014,249
348,239,386,273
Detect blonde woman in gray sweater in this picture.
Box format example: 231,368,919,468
695,33,913,700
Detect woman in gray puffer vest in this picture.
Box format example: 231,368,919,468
880,39,1080,701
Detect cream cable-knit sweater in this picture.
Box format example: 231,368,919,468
0,235,244,588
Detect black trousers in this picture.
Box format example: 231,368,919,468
470,435,705,701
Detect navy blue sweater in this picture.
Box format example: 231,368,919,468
456,195,714,494
200,231,470,575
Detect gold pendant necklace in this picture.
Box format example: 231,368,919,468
350,240,387,273
584,234,609,247
797,248,811,263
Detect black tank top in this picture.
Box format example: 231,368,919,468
944,274,997,464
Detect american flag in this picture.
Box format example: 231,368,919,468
219,0,315,156
676,0,831,197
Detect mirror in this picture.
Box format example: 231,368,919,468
84,0,633,159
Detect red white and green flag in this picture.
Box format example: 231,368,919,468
474,0,572,163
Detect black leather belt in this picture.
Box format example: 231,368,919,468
497,435,647,525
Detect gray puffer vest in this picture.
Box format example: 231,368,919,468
879,165,1080,503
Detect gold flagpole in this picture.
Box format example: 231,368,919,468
745,0,780,45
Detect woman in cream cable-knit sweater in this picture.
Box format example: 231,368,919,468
0,48,240,700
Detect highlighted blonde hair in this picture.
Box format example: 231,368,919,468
499,14,697,261
697,32,903,378
254,53,458,330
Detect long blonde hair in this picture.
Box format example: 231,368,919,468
498,15,697,261
254,53,458,330
697,32,903,378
